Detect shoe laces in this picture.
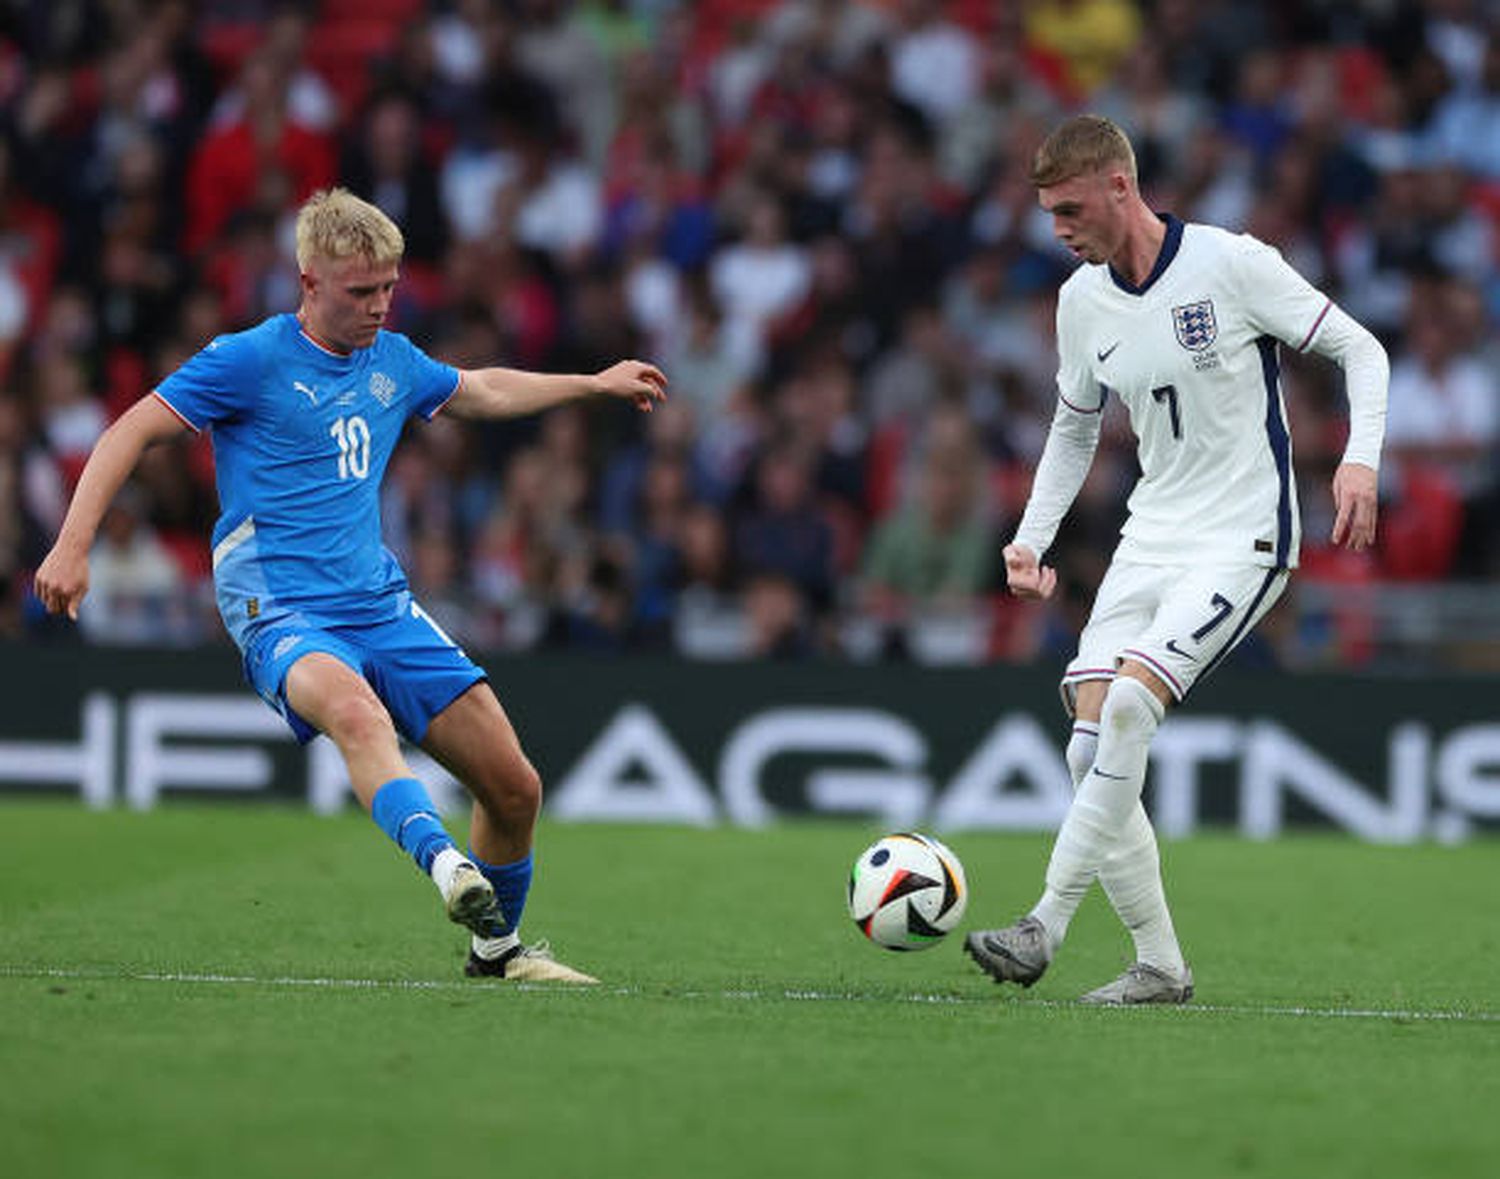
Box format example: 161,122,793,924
1009,917,1049,954
518,939,554,961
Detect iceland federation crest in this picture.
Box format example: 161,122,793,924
368,371,397,408
1172,299,1217,351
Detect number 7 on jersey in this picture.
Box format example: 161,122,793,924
1151,384,1182,440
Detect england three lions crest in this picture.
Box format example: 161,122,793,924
1172,299,1217,351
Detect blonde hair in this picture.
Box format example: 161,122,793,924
1030,115,1138,189
294,187,404,271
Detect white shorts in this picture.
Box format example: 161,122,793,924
1060,560,1289,715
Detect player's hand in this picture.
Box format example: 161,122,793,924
1003,543,1057,600
595,360,668,413
33,542,89,621
1330,462,1378,551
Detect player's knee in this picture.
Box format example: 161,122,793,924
475,757,542,826
1100,676,1164,742
509,760,543,817
320,690,396,750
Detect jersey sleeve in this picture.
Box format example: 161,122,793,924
395,333,462,420
1232,235,1333,352
153,332,261,431
1054,285,1106,414
1234,234,1388,471
1010,287,1104,558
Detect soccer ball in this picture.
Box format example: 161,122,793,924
848,832,968,951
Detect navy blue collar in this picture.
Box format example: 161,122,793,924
1108,214,1183,296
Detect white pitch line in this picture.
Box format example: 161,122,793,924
3,966,1498,1024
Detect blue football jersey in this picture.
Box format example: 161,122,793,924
154,314,460,646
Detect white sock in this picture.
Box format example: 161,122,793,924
1063,721,1099,787
1104,812,1186,975
473,932,520,960
1032,678,1164,944
430,847,470,898
1062,718,1186,975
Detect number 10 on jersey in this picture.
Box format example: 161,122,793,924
330,415,371,479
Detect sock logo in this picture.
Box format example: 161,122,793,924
396,811,439,835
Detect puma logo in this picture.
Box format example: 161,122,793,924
293,381,319,405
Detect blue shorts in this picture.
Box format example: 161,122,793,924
241,599,487,745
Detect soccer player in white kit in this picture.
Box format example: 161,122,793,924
965,116,1389,1003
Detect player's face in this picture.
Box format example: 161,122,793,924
300,255,400,352
1038,169,1129,266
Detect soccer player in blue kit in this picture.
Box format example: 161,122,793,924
35,189,667,982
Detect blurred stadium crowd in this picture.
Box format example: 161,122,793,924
1,0,1498,667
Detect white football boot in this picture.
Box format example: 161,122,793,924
465,940,599,984
441,862,507,938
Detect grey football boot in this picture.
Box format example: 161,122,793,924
964,916,1052,987
1079,962,1194,1005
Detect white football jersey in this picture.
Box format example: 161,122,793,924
1046,217,1338,569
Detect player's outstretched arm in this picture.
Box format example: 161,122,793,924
1002,543,1057,600
1330,462,1378,551
446,360,668,421
33,394,190,620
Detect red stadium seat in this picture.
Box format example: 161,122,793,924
305,17,403,116
197,22,264,81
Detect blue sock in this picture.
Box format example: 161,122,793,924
467,849,532,938
370,778,454,873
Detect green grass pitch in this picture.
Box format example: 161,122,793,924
2,801,1496,1179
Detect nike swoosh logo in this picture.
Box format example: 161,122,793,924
1092,768,1129,781
1097,341,1121,363
1165,639,1196,661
